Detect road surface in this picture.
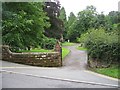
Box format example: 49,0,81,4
1,71,117,88
0,44,119,88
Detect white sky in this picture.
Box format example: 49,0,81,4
60,0,120,17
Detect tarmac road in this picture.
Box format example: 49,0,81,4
62,44,87,70
0,44,119,88
1,71,118,88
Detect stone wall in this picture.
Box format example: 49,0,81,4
2,44,62,67
87,56,111,68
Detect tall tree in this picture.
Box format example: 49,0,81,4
66,12,77,41
43,0,63,40
59,7,67,41
2,2,50,51
59,7,67,22
67,12,76,27
94,13,109,29
108,11,120,24
77,5,97,31
66,6,97,42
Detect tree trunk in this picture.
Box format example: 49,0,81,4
27,46,31,51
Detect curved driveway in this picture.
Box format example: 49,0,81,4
63,44,87,70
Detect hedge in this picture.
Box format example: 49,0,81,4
78,28,119,67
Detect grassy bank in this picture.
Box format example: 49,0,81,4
18,47,70,59
62,47,70,59
18,49,52,53
76,46,87,51
92,65,119,79
62,42,75,46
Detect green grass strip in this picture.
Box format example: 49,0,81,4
18,47,70,60
18,49,52,53
62,42,75,46
62,47,70,59
94,66,120,79
76,46,87,51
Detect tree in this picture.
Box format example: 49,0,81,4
93,13,112,31
59,7,67,41
108,11,120,24
66,12,77,42
67,12,76,27
77,5,97,32
43,0,63,40
59,7,67,22
2,2,50,51
66,5,97,42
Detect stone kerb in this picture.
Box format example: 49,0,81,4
2,45,62,67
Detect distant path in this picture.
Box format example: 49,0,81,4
63,44,88,70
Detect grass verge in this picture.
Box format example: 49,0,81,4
18,49,52,53
62,42,75,46
18,47,70,60
76,46,87,51
62,47,70,59
91,65,119,79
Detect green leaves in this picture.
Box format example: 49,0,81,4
41,37,56,50
43,1,63,40
65,5,120,42
79,28,119,64
59,7,67,41
2,2,50,51
66,12,77,42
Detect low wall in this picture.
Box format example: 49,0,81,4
2,45,62,67
87,56,111,68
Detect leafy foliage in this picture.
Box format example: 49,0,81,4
59,7,67,41
43,1,63,40
78,28,119,65
41,37,56,50
2,2,50,51
66,6,97,42
66,12,77,42
108,11,120,24
65,5,120,42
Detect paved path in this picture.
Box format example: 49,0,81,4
62,44,87,70
0,44,119,88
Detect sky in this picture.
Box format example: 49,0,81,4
60,0,120,17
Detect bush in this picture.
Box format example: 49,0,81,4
78,28,119,66
41,37,56,50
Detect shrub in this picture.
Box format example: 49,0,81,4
41,37,56,50
78,28,119,66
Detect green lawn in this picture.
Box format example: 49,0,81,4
18,49,52,53
18,48,70,59
76,46,87,51
94,66,120,79
62,42,75,46
62,47,70,59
